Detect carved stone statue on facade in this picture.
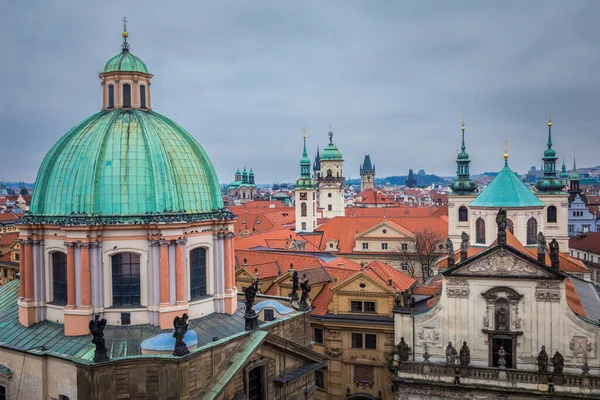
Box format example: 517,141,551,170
496,208,507,244
537,232,546,254
446,238,455,267
496,306,507,331
397,337,411,362
551,351,564,374
460,231,470,262
446,342,458,365
461,232,470,252
290,269,299,302
89,315,109,363
549,238,560,270
244,279,259,314
537,345,549,372
459,341,470,366
173,313,190,356
298,273,311,311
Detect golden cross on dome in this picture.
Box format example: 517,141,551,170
548,109,552,126
461,114,465,130
504,139,509,160
123,16,128,32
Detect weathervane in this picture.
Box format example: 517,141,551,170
121,16,130,51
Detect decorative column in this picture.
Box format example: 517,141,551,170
175,238,187,305
223,231,237,314
159,240,170,306
18,239,36,327
65,242,76,308
79,243,91,309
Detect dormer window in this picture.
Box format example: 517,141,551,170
122,84,132,108
140,85,146,108
108,85,115,108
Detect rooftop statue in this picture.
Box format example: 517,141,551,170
538,345,549,372
89,315,109,363
173,313,190,357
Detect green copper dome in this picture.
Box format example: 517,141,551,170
470,159,544,208
30,109,223,219
103,50,149,74
320,131,343,161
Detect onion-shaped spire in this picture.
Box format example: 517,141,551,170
450,118,477,194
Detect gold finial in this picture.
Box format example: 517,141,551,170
461,114,465,131
504,139,509,159
302,126,306,138
122,16,128,39
548,109,552,126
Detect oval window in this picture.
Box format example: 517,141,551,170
359,283,366,288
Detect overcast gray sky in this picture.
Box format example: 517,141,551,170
1,0,599,184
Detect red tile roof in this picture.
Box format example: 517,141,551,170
355,189,397,206
363,260,416,292
345,206,447,218
0,233,18,246
565,278,586,318
316,216,448,253
412,286,441,296
569,233,600,254
234,228,320,251
311,266,359,316
0,213,20,222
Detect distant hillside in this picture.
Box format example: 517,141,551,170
347,175,445,187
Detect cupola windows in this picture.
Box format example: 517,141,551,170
458,206,468,222
526,218,537,245
547,205,557,223
190,248,207,300
476,218,486,244
111,252,141,306
51,252,68,305
122,84,132,108
140,85,146,108
107,85,115,108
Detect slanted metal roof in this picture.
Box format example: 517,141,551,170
570,276,600,323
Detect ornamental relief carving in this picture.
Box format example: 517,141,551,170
328,329,341,340
447,287,470,298
417,327,440,344
325,347,343,358
537,281,560,289
535,291,561,302
447,278,468,286
467,253,540,275
385,333,394,345
570,336,592,355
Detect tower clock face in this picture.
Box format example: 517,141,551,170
300,193,308,200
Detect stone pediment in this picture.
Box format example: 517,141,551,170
354,221,414,240
443,245,563,280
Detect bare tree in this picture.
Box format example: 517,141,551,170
393,227,444,283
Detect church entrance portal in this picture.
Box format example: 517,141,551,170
491,336,515,368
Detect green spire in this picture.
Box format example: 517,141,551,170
296,132,315,189
450,119,477,194
535,114,563,192
570,155,579,180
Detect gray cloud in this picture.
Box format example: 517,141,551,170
1,0,599,183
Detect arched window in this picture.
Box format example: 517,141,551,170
547,205,557,223
507,219,514,234
122,83,132,108
190,248,207,299
327,169,333,178
476,218,486,244
526,218,537,245
301,202,307,217
108,84,115,108
51,252,67,305
112,252,141,306
140,85,146,108
458,206,468,222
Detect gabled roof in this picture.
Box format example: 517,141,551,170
363,260,416,292
470,164,545,208
310,267,360,316
442,243,565,280
567,276,600,323
354,220,414,240
355,189,396,206
316,216,447,253
234,228,319,251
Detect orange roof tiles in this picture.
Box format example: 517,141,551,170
412,286,441,296
0,233,18,246
0,213,20,222
316,216,448,253
427,294,441,308
345,206,446,218
355,189,397,206
565,278,586,318
363,260,416,292
570,233,600,254
311,266,359,316
234,228,320,251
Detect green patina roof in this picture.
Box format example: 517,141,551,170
30,109,223,217
470,162,544,208
103,50,149,74
321,143,343,160
272,192,290,199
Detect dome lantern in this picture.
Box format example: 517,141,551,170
99,19,153,111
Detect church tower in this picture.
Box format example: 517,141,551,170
534,114,569,249
447,120,478,249
295,134,317,232
360,154,375,192
317,129,345,218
